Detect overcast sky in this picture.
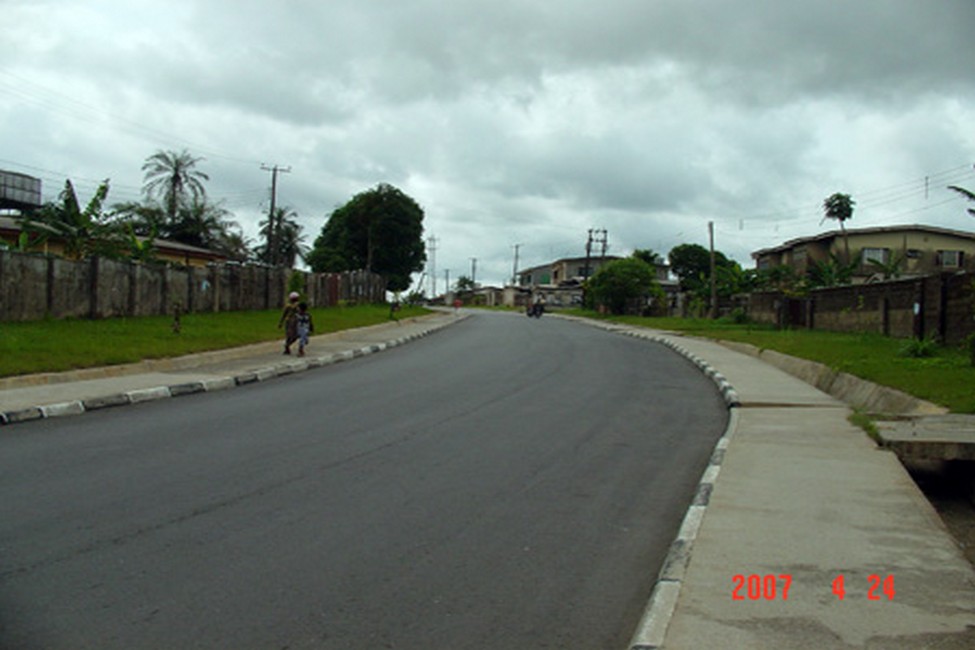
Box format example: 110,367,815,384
3,0,975,291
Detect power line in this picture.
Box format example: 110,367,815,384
0,68,263,167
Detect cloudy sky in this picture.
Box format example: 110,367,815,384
3,0,975,291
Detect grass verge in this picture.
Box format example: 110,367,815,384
562,309,975,414
0,304,430,378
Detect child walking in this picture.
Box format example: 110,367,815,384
278,291,300,355
296,302,314,357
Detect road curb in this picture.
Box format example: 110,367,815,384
545,315,741,649
627,406,740,649
0,314,468,427
586,320,742,649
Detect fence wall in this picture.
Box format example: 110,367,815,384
0,250,387,322
747,272,974,345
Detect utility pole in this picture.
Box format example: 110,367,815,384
470,257,477,287
444,269,450,295
584,230,594,280
709,221,717,320
260,164,291,266
512,244,524,286
426,235,438,298
595,228,608,263
584,229,607,276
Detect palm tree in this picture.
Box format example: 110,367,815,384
215,226,253,263
947,184,975,217
110,200,167,237
823,192,856,264
256,206,306,267
169,199,238,250
141,149,210,220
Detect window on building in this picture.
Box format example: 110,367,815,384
905,249,922,259
861,248,889,265
937,250,964,268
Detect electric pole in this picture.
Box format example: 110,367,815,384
709,221,717,319
584,228,607,278
584,230,593,279
261,164,291,266
426,235,438,298
511,243,522,286
470,257,477,287
594,228,608,263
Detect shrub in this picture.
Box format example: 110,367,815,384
898,335,938,358
718,307,750,325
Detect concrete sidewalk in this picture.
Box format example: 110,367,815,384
0,311,466,424
582,321,975,649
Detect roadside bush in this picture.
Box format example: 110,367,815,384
898,335,938,358
718,307,750,325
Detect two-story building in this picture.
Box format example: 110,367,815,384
752,224,975,281
514,255,674,308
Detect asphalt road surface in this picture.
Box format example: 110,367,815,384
0,311,729,649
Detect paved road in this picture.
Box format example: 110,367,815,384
0,311,728,649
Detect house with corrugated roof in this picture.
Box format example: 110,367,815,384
0,216,227,268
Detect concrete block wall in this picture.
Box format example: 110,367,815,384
746,273,973,343
0,249,387,322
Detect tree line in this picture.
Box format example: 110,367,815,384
584,185,975,316
8,150,428,291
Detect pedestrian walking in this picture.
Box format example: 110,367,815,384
296,302,314,357
279,291,300,355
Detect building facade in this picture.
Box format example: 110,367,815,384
752,224,975,281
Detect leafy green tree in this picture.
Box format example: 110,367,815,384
109,201,167,237
714,262,758,297
632,248,662,266
113,195,243,259
168,199,236,250
755,265,800,293
668,243,733,295
29,179,123,259
947,184,975,217
806,253,856,288
217,227,253,263
307,183,426,291
586,257,663,315
454,275,475,294
123,222,158,263
823,192,856,264
141,149,210,220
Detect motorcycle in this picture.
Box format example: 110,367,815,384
526,303,544,318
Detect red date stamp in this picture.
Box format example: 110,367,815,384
732,574,793,600
732,574,894,601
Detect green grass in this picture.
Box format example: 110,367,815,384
0,304,430,378
562,309,975,413
848,410,881,443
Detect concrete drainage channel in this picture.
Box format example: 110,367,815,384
0,315,467,426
